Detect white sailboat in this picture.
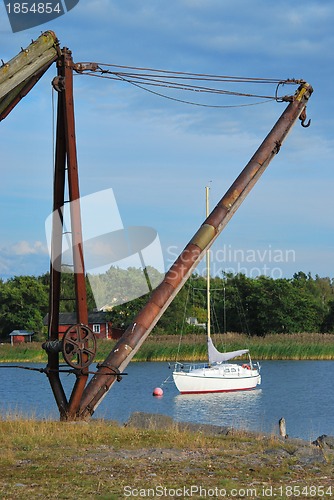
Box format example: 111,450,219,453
172,187,261,394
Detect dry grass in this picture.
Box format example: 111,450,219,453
0,415,333,499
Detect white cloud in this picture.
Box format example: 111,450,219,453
0,242,50,279
11,241,48,256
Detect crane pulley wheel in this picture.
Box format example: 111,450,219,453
62,324,97,369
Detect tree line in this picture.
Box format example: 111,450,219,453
0,269,334,340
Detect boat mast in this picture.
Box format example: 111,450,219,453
206,186,211,341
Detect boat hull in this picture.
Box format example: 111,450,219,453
172,363,261,394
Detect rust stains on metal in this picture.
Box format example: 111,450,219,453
46,46,91,420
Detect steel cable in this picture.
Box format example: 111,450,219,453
74,62,301,108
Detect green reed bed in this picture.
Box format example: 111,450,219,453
130,332,334,362
0,342,47,363
246,333,334,360
1,333,334,364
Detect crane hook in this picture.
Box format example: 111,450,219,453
299,108,311,128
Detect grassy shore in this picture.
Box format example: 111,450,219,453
1,333,334,363
0,413,333,500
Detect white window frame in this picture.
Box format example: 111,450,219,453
92,324,100,334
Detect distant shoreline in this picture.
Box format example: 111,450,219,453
1,332,334,362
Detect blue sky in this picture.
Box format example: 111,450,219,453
0,0,333,281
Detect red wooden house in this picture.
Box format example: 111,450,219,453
44,312,123,340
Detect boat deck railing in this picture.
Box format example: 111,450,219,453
173,360,261,374
173,361,208,373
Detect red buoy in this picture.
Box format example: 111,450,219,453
153,387,163,397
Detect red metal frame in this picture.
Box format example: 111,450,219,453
46,47,89,420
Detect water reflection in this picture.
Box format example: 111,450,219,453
173,389,263,432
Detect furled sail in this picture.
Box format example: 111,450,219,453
208,337,249,364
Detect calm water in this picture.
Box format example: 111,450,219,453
0,360,333,441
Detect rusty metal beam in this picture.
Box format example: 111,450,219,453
61,49,89,418
60,48,88,326
46,75,68,419
78,81,313,419
45,47,89,420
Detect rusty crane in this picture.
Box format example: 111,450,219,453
0,31,313,420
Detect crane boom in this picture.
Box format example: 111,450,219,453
0,31,59,121
78,81,313,419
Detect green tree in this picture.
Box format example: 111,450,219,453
322,300,334,332
215,273,255,334
39,271,97,313
0,276,49,338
